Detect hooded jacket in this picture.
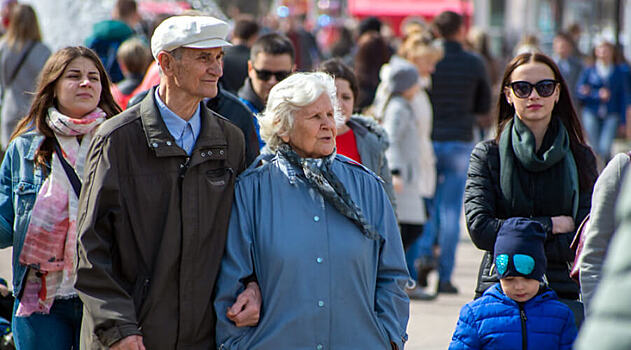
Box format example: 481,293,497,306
347,115,395,206
450,283,577,350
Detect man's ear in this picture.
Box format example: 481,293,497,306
157,52,175,76
247,60,256,79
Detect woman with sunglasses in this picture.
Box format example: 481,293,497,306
463,53,598,309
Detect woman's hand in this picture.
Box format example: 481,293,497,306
226,282,262,327
579,85,590,95
551,215,575,234
598,87,611,102
392,175,403,194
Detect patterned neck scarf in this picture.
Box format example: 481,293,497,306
277,143,380,240
17,107,105,316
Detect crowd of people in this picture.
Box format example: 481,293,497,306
0,0,630,349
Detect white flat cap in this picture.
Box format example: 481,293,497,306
151,15,231,59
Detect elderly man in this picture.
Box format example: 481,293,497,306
75,16,260,350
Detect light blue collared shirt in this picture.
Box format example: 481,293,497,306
154,88,201,155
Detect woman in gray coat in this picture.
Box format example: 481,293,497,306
0,4,50,149
382,59,426,249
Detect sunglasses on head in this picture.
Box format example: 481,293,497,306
508,79,558,98
496,254,535,275
253,68,291,82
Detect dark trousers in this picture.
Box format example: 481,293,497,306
400,223,424,251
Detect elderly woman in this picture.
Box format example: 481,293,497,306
215,72,409,350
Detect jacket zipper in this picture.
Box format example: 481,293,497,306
179,156,191,179
519,304,527,350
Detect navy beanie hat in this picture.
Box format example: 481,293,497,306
494,217,547,281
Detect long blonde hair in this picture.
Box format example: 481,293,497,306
4,4,41,50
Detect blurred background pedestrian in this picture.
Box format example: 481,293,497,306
0,3,50,150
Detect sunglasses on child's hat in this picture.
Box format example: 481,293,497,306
496,254,536,275
508,79,558,99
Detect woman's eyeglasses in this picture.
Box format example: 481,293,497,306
253,68,291,82
496,254,535,275
508,79,558,98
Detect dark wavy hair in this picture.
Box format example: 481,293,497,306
495,52,596,190
11,46,121,167
319,58,359,106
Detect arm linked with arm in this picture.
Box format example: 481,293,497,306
214,180,256,349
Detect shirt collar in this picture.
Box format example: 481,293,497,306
154,87,201,141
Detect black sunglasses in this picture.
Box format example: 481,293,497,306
253,68,291,82
508,79,558,98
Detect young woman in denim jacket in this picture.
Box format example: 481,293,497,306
0,46,120,349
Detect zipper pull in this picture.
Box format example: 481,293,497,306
179,157,191,177
520,309,527,321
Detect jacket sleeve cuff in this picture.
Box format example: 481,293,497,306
390,331,407,350
531,217,553,237
96,323,142,347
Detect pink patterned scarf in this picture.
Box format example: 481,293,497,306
17,107,105,316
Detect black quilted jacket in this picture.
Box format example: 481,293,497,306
464,139,596,300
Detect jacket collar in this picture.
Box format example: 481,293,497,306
443,40,463,53
140,87,228,158
238,78,265,112
25,133,45,161
486,282,556,307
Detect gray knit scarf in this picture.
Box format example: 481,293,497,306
278,143,380,240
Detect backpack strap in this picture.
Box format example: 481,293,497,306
6,41,36,86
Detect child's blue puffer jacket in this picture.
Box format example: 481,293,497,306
449,283,577,349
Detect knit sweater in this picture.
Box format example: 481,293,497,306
430,41,491,142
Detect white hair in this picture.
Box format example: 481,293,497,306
257,72,344,152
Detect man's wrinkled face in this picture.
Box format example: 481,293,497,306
171,47,224,99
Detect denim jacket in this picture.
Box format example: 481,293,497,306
0,131,46,296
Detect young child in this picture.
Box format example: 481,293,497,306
449,217,577,349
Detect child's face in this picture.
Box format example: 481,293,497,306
499,276,540,302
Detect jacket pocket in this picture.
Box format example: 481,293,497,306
14,181,37,215
205,168,233,188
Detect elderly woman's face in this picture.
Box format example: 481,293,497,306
281,93,337,158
